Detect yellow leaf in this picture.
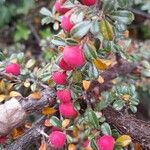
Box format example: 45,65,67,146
11,127,24,140
30,92,41,100
62,119,70,129
99,19,113,41
97,76,104,84
68,144,76,150
122,94,130,101
93,58,108,70
0,80,6,93
42,107,57,115
83,80,90,91
116,135,132,147
0,94,7,102
85,148,93,150
9,91,21,97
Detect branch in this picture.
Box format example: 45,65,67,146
5,116,46,150
103,107,150,149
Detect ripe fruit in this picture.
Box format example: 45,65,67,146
63,45,85,68
0,136,7,144
54,0,70,14
58,58,73,71
59,103,77,118
80,0,96,6
96,135,115,150
57,89,72,103
61,11,74,33
48,131,66,149
5,63,20,76
52,71,67,85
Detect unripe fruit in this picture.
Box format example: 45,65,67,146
57,89,71,103
5,63,20,76
96,135,115,150
61,11,74,33
80,0,96,6
48,131,66,149
58,58,73,71
54,0,70,14
63,45,85,68
52,71,67,85
59,103,77,118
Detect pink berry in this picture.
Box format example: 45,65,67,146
83,140,90,148
96,135,115,150
61,11,74,33
80,0,96,6
63,45,85,68
57,89,72,103
58,58,73,71
52,71,67,85
59,103,77,118
48,131,66,149
54,0,70,14
5,63,20,76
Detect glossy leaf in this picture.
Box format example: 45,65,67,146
101,122,112,135
116,135,132,147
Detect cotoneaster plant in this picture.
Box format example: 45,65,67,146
38,0,140,149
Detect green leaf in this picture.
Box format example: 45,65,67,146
85,110,99,129
41,16,52,25
90,20,99,35
40,7,52,16
83,43,97,61
50,116,62,128
102,0,117,14
99,19,113,41
110,10,134,25
90,139,98,150
141,69,150,77
129,105,137,113
0,52,5,61
113,100,125,111
70,10,84,24
71,21,91,38
101,122,112,135
51,36,66,46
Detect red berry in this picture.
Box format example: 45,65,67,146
96,135,115,150
80,0,96,6
52,71,67,85
61,11,74,33
63,45,85,68
0,136,7,144
57,89,72,103
54,0,70,14
59,103,77,118
5,63,20,76
48,131,66,149
58,58,73,71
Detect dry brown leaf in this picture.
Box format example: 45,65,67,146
9,91,21,97
30,92,41,100
11,127,24,140
42,107,57,115
134,143,142,150
83,80,90,91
